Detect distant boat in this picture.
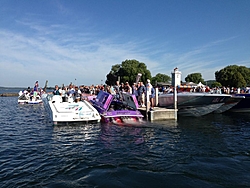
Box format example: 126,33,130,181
18,91,43,104
158,92,231,116
42,94,101,125
90,90,143,124
229,93,250,112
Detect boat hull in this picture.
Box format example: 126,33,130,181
158,92,231,116
42,94,101,125
91,91,143,123
213,96,244,113
230,93,250,112
18,99,43,104
178,103,223,117
101,110,144,123
18,93,43,104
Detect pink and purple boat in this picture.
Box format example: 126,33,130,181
90,90,144,124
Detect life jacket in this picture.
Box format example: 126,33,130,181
53,90,60,95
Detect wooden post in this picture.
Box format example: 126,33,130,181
174,86,177,120
155,88,158,106
146,92,150,120
44,80,48,92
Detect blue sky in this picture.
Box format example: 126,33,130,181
0,0,249,87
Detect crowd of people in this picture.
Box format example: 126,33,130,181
110,79,155,110
50,79,156,110
19,81,43,101
20,80,250,109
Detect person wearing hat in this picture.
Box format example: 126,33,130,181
146,79,155,110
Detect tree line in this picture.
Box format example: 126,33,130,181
105,59,250,88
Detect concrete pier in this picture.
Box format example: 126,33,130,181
139,82,178,121
138,107,178,121
139,67,180,121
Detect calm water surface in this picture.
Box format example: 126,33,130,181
0,96,250,187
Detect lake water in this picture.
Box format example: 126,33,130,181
0,92,250,187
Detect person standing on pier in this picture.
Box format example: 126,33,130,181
138,82,146,107
132,83,139,101
146,79,155,111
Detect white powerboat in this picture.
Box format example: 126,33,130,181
158,92,231,116
42,94,101,125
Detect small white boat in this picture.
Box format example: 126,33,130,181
18,92,43,104
42,94,101,125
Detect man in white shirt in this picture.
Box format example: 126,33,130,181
146,79,155,110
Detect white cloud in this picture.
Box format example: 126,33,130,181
0,26,155,87
0,18,248,87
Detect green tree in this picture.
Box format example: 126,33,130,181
105,64,121,85
231,72,246,88
211,81,222,88
105,72,117,86
106,59,151,85
215,65,250,87
151,73,171,85
185,73,205,84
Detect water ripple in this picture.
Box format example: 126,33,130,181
0,97,250,187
